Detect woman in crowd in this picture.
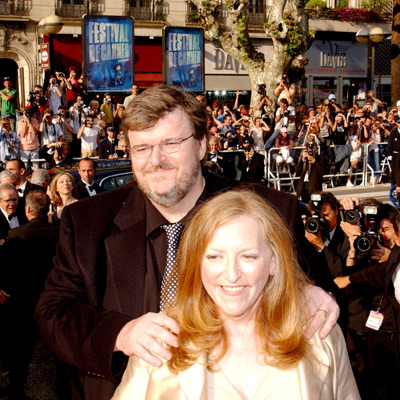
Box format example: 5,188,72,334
112,190,359,400
249,116,270,149
48,171,78,226
273,126,295,169
346,125,362,187
368,122,381,184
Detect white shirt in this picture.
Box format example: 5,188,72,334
17,180,27,197
81,179,96,196
41,123,62,147
0,207,19,229
81,126,99,151
392,263,400,304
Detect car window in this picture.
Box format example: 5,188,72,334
100,172,133,191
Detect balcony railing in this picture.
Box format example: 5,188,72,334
125,0,167,22
55,0,102,18
0,0,31,16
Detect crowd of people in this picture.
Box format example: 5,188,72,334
1,76,400,400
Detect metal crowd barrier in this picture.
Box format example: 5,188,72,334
265,141,390,192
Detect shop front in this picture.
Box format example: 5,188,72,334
302,39,368,107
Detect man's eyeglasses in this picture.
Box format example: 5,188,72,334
130,134,194,159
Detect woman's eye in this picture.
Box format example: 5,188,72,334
242,254,258,260
205,254,220,261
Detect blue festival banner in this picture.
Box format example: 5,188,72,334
163,27,204,92
82,15,134,93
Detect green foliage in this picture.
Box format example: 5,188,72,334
338,0,349,7
361,0,389,12
286,24,314,57
305,0,327,9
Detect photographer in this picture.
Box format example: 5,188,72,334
17,110,39,169
69,94,85,157
1,77,17,130
26,85,48,124
273,74,295,105
38,109,63,164
327,94,342,114
332,112,348,145
45,72,63,114
295,141,324,203
366,90,382,115
77,115,100,157
386,119,400,185
335,203,400,400
264,98,295,152
100,94,113,125
306,192,350,279
53,105,73,144
238,142,265,183
255,84,273,119
0,116,19,164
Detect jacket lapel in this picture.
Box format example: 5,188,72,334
297,337,329,400
178,352,208,400
103,187,148,318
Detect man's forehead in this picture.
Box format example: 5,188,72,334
1,189,17,198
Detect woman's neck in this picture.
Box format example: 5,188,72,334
60,193,74,206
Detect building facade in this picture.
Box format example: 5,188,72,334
0,0,392,108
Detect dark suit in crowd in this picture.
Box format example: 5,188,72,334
35,170,336,400
0,217,59,399
99,138,117,160
75,179,104,199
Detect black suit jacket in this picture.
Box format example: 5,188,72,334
23,181,46,197
35,171,332,400
99,138,116,160
75,179,104,199
0,206,28,240
2,218,59,308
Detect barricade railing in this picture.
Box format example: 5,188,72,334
265,141,390,191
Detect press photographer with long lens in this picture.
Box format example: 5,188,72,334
334,203,400,400
26,85,48,124
295,141,324,203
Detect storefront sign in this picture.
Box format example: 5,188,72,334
163,26,204,91
304,40,367,77
82,15,134,93
40,43,50,70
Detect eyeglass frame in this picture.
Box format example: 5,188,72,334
130,134,194,159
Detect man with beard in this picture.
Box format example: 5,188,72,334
35,85,339,400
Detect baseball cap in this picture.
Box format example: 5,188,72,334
328,94,336,100
3,76,11,82
280,126,288,132
397,100,400,107
396,119,400,124
106,126,115,131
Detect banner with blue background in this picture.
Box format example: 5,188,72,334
163,27,204,92
83,15,134,92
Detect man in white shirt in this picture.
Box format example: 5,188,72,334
77,115,100,157
123,83,139,108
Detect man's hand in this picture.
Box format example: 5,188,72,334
305,231,324,251
334,276,351,289
0,289,10,304
303,284,339,339
114,312,180,367
371,242,391,263
340,197,361,211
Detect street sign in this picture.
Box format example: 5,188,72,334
40,43,50,70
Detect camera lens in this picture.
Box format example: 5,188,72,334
305,218,320,234
345,210,359,225
354,235,372,253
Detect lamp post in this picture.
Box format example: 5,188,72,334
356,27,385,93
36,15,64,83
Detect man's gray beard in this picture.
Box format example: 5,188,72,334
134,160,201,208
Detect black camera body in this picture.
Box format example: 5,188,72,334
353,206,382,254
306,141,316,156
257,84,266,97
339,207,360,225
304,194,329,238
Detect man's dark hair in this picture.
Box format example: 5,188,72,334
78,157,96,170
121,85,209,147
377,204,400,235
280,98,289,106
7,158,25,171
26,190,50,219
132,82,139,89
310,191,339,212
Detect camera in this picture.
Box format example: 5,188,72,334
257,84,266,97
339,207,360,225
29,90,40,96
243,145,252,152
306,141,316,156
58,73,65,78
283,110,289,117
353,206,382,254
51,78,57,85
282,74,287,81
304,194,329,237
24,111,30,118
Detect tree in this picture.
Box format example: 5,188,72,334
190,0,314,108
